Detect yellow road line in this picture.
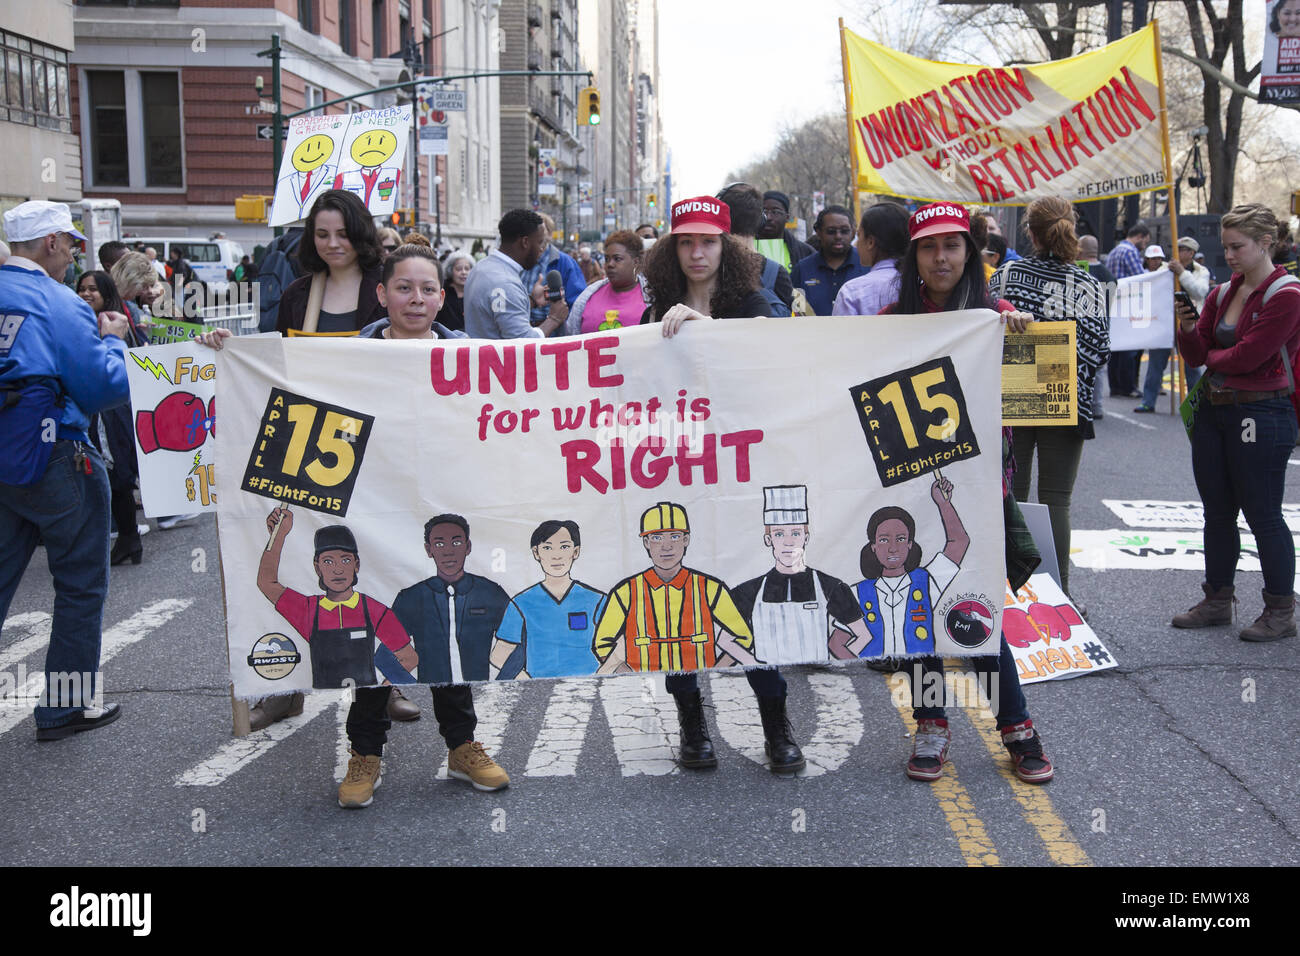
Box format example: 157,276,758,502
963,705,1092,867
887,672,1000,867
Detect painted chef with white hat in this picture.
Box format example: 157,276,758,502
732,485,873,666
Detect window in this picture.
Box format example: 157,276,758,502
86,70,128,185
304,84,325,116
372,0,385,58
141,72,181,186
340,1,355,55
81,68,184,190
299,0,314,31
0,31,71,132
172,243,220,263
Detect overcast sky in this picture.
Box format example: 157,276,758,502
657,0,850,199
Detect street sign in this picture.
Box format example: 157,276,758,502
431,88,466,111
418,123,449,156
258,99,276,113
256,125,272,141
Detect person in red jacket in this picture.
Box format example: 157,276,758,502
1173,203,1300,641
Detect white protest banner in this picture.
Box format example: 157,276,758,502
1108,268,1174,351
215,314,1009,699
1103,499,1300,534
1262,0,1300,104
269,106,413,226
1005,574,1116,684
1068,530,1300,571
126,341,218,517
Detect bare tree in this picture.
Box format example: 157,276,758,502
726,114,854,224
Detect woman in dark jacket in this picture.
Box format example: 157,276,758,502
78,270,144,565
277,190,385,335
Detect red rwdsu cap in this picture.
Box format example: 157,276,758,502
671,196,730,235
909,202,970,241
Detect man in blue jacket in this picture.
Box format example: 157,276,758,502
0,201,132,740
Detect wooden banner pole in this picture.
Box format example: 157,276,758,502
840,19,861,225
1152,19,1185,412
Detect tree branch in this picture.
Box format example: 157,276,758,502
1162,47,1299,113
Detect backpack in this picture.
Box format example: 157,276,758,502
256,228,307,333
758,257,787,317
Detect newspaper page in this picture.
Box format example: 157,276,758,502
1001,321,1077,426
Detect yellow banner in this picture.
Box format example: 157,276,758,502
843,24,1169,206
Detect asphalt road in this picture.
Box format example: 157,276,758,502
2,383,1297,869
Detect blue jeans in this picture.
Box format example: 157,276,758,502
1139,348,1172,408
0,441,111,728
909,637,1029,729
666,667,787,700
1191,397,1297,594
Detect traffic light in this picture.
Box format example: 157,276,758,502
390,208,414,228
579,86,601,126
647,193,656,208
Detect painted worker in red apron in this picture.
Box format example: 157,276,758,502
731,485,873,666
256,506,417,689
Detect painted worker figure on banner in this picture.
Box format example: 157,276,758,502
391,514,514,684
835,475,970,659
278,133,338,222
489,520,607,679
257,507,418,689
593,502,758,674
732,486,875,665
333,129,402,210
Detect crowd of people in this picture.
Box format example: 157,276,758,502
3,180,1299,810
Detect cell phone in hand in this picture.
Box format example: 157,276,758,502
1174,290,1196,317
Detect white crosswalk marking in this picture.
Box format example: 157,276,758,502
708,672,766,766
177,692,339,787
599,672,679,776
801,672,865,777
0,612,52,669
523,678,598,777
0,599,193,739
434,680,523,779
709,671,865,776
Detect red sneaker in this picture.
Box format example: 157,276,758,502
906,719,950,781
1001,720,1054,783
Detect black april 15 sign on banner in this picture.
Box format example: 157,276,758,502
241,387,376,516
850,356,980,488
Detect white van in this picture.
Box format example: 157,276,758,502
124,237,246,292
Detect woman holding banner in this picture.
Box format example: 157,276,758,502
990,196,1108,608
640,196,806,775
879,202,1054,784
1174,203,1300,642
277,190,386,335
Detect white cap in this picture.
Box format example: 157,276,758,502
763,485,809,525
3,201,87,243
1144,244,1165,259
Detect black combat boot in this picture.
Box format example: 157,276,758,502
757,695,805,774
673,691,717,769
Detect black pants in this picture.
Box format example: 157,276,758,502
110,480,140,554
346,684,476,757
1108,349,1139,397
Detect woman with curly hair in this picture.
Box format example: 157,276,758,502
640,196,769,334
632,195,804,776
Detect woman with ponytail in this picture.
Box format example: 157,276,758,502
990,196,1109,609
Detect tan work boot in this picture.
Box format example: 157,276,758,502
1171,584,1234,628
1239,590,1297,642
448,741,510,791
338,750,382,808
387,686,420,722
249,692,305,731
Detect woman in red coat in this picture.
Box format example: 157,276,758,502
1173,203,1300,641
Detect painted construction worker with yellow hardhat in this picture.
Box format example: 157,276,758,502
593,502,805,773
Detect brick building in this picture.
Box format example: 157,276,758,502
71,0,447,250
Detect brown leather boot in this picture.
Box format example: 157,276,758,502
1171,584,1234,628
1239,590,1296,642
248,692,305,731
